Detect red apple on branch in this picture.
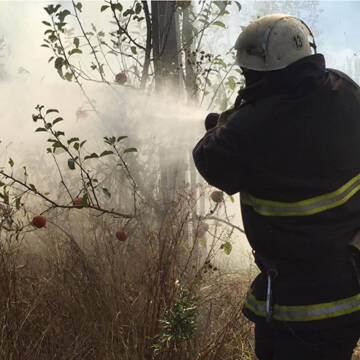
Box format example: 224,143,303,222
115,72,127,85
32,215,46,228
210,190,224,203
116,231,128,242
73,197,84,208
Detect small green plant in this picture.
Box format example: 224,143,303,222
153,287,198,355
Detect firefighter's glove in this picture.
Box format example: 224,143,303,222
205,113,219,131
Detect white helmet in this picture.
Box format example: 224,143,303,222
235,14,317,71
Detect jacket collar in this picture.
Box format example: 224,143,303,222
235,54,327,106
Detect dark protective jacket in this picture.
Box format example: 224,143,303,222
193,54,360,330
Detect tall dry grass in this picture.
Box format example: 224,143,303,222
0,186,256,360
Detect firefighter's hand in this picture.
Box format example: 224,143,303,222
205,113,219,130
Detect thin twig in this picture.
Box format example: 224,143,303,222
50,15,103,122
72,0,106,82
109,0,146,51
201,216,245,234
51,153,73,201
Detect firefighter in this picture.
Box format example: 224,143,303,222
193,14,360,360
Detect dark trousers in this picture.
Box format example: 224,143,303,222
255,322,360,360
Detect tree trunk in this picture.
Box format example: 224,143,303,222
151,1,181,95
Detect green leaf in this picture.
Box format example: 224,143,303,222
0,181,4,187
80,140,87,148
212,21,226,28
73,142,80,150
227,76,236,90
82,193,88,206
223,242,232,255
123,9,134,17
48,34,57,42
55,57,64,69
69,48,82,56
130,46,137,55
41,44,49,48
48,56,54,63
214,57,226,67
75,2,82,12
42,21,51,26
214,1,226,13
124,147,137,154
1,191,9,205
46,108,59,115
67,137,79,145
68,159,75,170
84,153,99,160
55,131,65,137
73,37,80,48
111,3,123,12
29,184,37,192
23,166,28,184
104,136,116,145
8,158,14,167
234,1,242,12
100,150,114,157
64,72,73,81
117,136,128,142
35,127,47,132
101,5,109,12
15,197,21,210
44,5,54,15
135,2,142,14
52,141,64,150
53,117,64,125
229,195,235,203
58,9,71,22
102,187,111,198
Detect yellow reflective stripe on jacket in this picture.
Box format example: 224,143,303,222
245,290,360,322
241,173,360,216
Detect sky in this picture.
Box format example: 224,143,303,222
318,1,360,54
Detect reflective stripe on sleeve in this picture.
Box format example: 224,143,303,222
241,173,360,216
245,290,360,322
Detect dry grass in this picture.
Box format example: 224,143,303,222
0,187,359,359
354,342,360,360
0,190,257,360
